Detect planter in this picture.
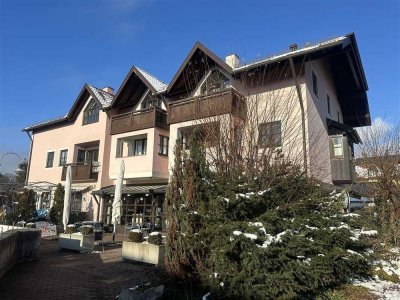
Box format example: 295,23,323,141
58,233,94,252
122,241,164,265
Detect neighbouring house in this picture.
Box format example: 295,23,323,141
23,32,371,228
23,85,114,222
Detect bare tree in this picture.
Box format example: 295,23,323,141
356,120,400,244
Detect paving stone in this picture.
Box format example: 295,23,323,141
0,238,160,299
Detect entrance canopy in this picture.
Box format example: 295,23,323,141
93,184,167,196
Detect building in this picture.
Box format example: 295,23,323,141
24,32,371,228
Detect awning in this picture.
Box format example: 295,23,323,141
92,184,167,196
327,118,362,144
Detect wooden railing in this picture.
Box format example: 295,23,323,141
110,107,168,135
61,161,99,182
167,88,246,124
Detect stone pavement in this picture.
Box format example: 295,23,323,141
0,236,162,300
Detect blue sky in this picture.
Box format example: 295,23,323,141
0,0,399,173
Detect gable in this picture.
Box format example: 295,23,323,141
167,42,233,99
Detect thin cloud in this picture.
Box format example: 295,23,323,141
358,117,392,141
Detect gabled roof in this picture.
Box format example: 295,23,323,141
110,66,167,108
23,84,114,132
166,42,233,96
88,85,114,108
136,67,168,93
233,33,370,127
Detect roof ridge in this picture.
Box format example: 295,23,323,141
235,34,349,70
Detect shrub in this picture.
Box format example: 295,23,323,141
148,232,163,245
65,225,77,234
80,225,94,235
129,231,143,243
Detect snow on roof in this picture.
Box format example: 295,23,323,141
136,67,168,92
88,85,114,108
234,35,349,71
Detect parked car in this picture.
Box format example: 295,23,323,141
82,221,104,240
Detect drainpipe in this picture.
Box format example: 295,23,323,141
288,57,308,174
25,131,34,187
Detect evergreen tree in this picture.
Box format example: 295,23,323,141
16,188,36,221
49,183,64,225
165,131,211,280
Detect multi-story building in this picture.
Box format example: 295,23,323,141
24,84,114,222
24,33,371,228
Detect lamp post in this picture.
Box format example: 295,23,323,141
0,152,23,171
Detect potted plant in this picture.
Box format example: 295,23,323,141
58,224,95,252
122,230,164,265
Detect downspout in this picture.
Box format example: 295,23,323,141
24,131,34,187
288,57,308,174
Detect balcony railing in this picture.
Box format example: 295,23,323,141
110,106,168,135
61,161,99,182
167,88,246,124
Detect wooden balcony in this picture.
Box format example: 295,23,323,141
61,162,99,182
110,107,168,135
167,88,246,124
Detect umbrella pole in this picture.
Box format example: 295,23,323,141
112,218,116,243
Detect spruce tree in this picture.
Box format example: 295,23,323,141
49,183,64,225
165,131,211,280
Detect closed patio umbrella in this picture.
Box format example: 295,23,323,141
112,159,125,241
62,165,72,231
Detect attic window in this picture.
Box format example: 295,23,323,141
83,99,99,125
200,70,230,95
141,93,162,110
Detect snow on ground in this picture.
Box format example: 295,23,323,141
354,277,400,299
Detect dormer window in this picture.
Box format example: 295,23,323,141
200,70,230,95
141,93,162,110
83,99,99,125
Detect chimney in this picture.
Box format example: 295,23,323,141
102,86,114,95
225,53,240,69
289,44,298,51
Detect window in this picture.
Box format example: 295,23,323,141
332,137,343,157
259,121,282,147
200,70,230,95
77,149,99,163
159,135,169,156
327,94,331,115
141,93,162,110
134,139,147,156
116,136,147,157
83,99,99,125
77,149,86,163
312,71,318,98
59,149,68,166
46,152,54,168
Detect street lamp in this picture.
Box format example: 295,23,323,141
0,152,23,172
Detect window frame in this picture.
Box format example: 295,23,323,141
159,135,169,156
45,151,55,168
312,70,319,98
200,69,231,96
332,136,344,158
141,92,162,110
82,99,100,125
59,149,68,166
134,139,147,156
258,121,282,148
